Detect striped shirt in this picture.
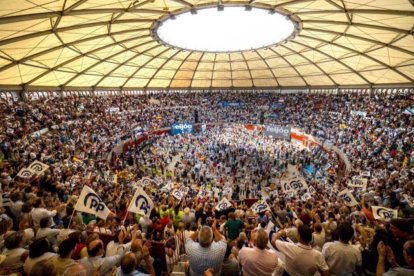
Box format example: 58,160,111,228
185,237,226,276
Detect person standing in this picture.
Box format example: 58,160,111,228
185,219,226,276
239,229,279,276
322,222,362,275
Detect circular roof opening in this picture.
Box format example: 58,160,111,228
155,6,298,52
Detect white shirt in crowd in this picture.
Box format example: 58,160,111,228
322,241,362,276
238,246,279,276
275,240,329,276
36,227,60,246
30,208,57,228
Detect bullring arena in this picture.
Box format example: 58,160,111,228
0,1,413,276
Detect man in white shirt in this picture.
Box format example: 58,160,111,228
30,198,57,229
9,192,23,219
239,229,279,276
271,224,329,276
185,219,226,276
322,222,362,276
36,217,61,246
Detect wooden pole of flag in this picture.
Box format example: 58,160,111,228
67,209,75,229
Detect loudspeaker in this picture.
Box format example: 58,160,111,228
195,110,199,123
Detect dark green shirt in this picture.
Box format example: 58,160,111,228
224,219,244,240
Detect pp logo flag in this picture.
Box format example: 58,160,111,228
128,187,154,216
215,198,232,211
140,177,153,187
301,193,312,202
338,189,358,207
179,186,189,195
28,161,49,175
74,186,110,220
252,201,270,214
172,189,183,201
372,206,398,221
16,168,35,179
289,177,308,191
308,186,316,194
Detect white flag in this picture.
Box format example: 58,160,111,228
153,177,163,186
348,178,367,191
28,161,49,175
141,177,154,186
338,189,358,207
179,185,189,195
403,194,414,208
252,201,270,214
360,171,371,177
17,168,35,179
74,186,110,220
371,206,398,221
289,177,308,190
215,198,232,211
0,193,10,207
308,186,316,194
172,189,183,201
301,193,312,202
128,187,154,216
281,180,295,194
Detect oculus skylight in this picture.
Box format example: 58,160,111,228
155,6,298,52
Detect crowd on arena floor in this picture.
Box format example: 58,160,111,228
0,91,413,276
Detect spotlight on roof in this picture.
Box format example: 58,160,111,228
190,9,197,15
217,5,224,11
268,9,275,14
170,14,176,20
245,5,252,11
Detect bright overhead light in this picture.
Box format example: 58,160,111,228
156,6,297,52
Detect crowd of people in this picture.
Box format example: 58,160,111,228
0,91,413,276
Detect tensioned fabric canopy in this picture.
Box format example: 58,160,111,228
0,0,413,89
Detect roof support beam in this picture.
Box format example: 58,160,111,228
0,9,162,25
267,48,309,86
62,40,155,87
303,27,414,56
143,50,182,88
295,9,414,16
240,52,255,87
299,34,414,82
290,40,372,84
169,0,193,7
279,45,338,86
95,45,165,87
25,34,152,85
254,50,280,86
302,20,412,34
187,52,204,88
0,28,149,73
0,19,153,46
164,51,193,88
